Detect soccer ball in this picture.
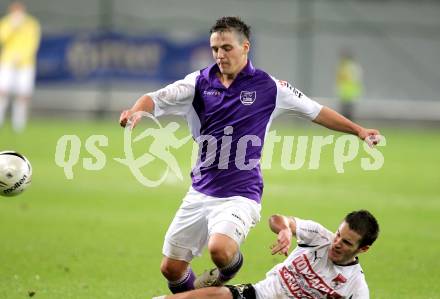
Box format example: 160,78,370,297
0,151,32,197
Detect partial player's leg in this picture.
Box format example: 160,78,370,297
153,286,233,299
12,95,29,132
203,232,243,286
160,257,196,294
12,67,35,132
0,91,9,128
340,101,354,120
153,284,256,299
161,188,209,293
0,65,14,128
195,197,261,288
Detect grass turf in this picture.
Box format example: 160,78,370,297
0,119,439,299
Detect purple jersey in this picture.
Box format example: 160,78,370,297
148,61,322,203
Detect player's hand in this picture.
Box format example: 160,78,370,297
119,109,142,129
270,227,292,256
358,128,381,148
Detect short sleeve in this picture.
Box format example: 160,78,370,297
148,71,199,117
273,78,323,120
294,217,333,246
351,278,370,299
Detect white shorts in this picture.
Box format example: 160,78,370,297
254,274,287,299
0,65,36,96
163,187,261,262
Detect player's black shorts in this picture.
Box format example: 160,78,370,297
225,284,256,299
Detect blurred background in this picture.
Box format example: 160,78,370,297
1,1,440,299
1,0,440,121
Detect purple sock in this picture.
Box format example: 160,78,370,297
218,251,243,282
168,267,195,294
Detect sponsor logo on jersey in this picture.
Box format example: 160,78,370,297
278,80,303,98
240,91,256,105
203,90,221,96
300,227,319,234
332,274,347,284
332,273,348,289
278,254,342,298
278,80,291,89
293,88,303,99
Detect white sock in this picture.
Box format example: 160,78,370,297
0,95,8,127
12,99,28,132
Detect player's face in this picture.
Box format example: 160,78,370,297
210,31,249,78
9,1,25,14
328,221,369,265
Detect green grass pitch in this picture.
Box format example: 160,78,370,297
0,119,439,299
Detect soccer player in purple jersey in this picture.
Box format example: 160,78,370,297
119,17,381,294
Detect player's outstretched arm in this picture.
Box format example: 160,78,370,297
313,106,381,147
269,215,297,256
119,95,155,128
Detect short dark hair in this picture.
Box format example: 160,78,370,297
344,210,379,248
210,16,251,42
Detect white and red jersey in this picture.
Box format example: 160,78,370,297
264,218,369,299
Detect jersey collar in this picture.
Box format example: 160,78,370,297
333,256,360,267
203,60,256,87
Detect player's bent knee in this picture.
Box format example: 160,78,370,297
160,258,188,281
208,243,236,266
208,233,239,265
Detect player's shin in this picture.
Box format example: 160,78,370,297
167,267,196,294
0,95,8,127
218,251,243,283
12,98,28,132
